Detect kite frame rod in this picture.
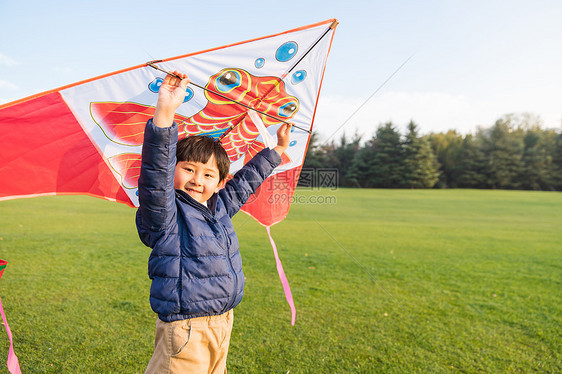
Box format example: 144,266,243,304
288,19,338,76
255,19,339,115
145,61,310,134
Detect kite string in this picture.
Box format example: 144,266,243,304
321,54,414,145
266,226,296,326
0,259,21,374
0,297,22,374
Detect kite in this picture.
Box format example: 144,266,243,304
0,18,338,343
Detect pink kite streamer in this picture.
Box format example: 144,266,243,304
0,297,22,374
266,226,296,325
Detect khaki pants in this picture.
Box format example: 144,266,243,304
145,310,234,374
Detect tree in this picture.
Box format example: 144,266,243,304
347,122,405,188
550,131,562,190
518,128,553,190
333,131,362,187
480,118,524,189
369,122,405,188
301,131,327,170
403,121,440,188
427,130,464,188
299,131,329,187
346,137,373,188
453,134,489,188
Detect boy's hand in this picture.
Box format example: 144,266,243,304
273,123,292,156
154,71,190,128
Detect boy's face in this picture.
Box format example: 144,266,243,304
174,155,226,204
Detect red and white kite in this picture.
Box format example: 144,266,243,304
0,19,338,329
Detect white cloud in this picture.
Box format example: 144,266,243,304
366,91,496,134
0,53,17,67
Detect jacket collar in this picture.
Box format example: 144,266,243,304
175,189,218,217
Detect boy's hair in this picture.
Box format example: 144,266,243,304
176,136,230,181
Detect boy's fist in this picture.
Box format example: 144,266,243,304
273,123,292,156
154,71,190,128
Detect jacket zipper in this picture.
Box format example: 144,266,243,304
216,220,238,312
177,191,239,313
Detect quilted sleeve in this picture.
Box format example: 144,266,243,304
219,147,282,218
136,119,178,246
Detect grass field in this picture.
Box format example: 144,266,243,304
0,189,561,373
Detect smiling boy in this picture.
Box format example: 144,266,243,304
136,71,291,373
173,136,230,205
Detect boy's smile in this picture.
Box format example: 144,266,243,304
174,156,226,204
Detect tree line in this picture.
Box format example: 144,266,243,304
300,114,562,191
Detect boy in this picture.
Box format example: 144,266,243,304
136,71,292,373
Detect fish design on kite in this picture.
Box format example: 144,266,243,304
90,67,298,189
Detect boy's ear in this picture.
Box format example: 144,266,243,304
215,179,227,192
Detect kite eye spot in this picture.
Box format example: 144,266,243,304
278,102,297,118
215,70,242,93
276,41,298,62
291,70,307,85
255,58,265,68
183,87,194,103
148,78,164,93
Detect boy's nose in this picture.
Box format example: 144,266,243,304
190,173,202,185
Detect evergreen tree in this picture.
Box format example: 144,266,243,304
301,131,326,170
453,134,489,188
369,122,405,188
403,121,440,188
480,118,524,189
346,137,374,188
550,131,562,190
333,132,362,187
518,128,552,190
299,131,328,187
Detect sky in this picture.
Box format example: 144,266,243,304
1,0,561,142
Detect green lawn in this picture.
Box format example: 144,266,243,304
0,189,560,373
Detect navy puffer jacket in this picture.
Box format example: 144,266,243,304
136,120,281,322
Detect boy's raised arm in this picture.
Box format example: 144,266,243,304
219,123,293,217
136,72,190,242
